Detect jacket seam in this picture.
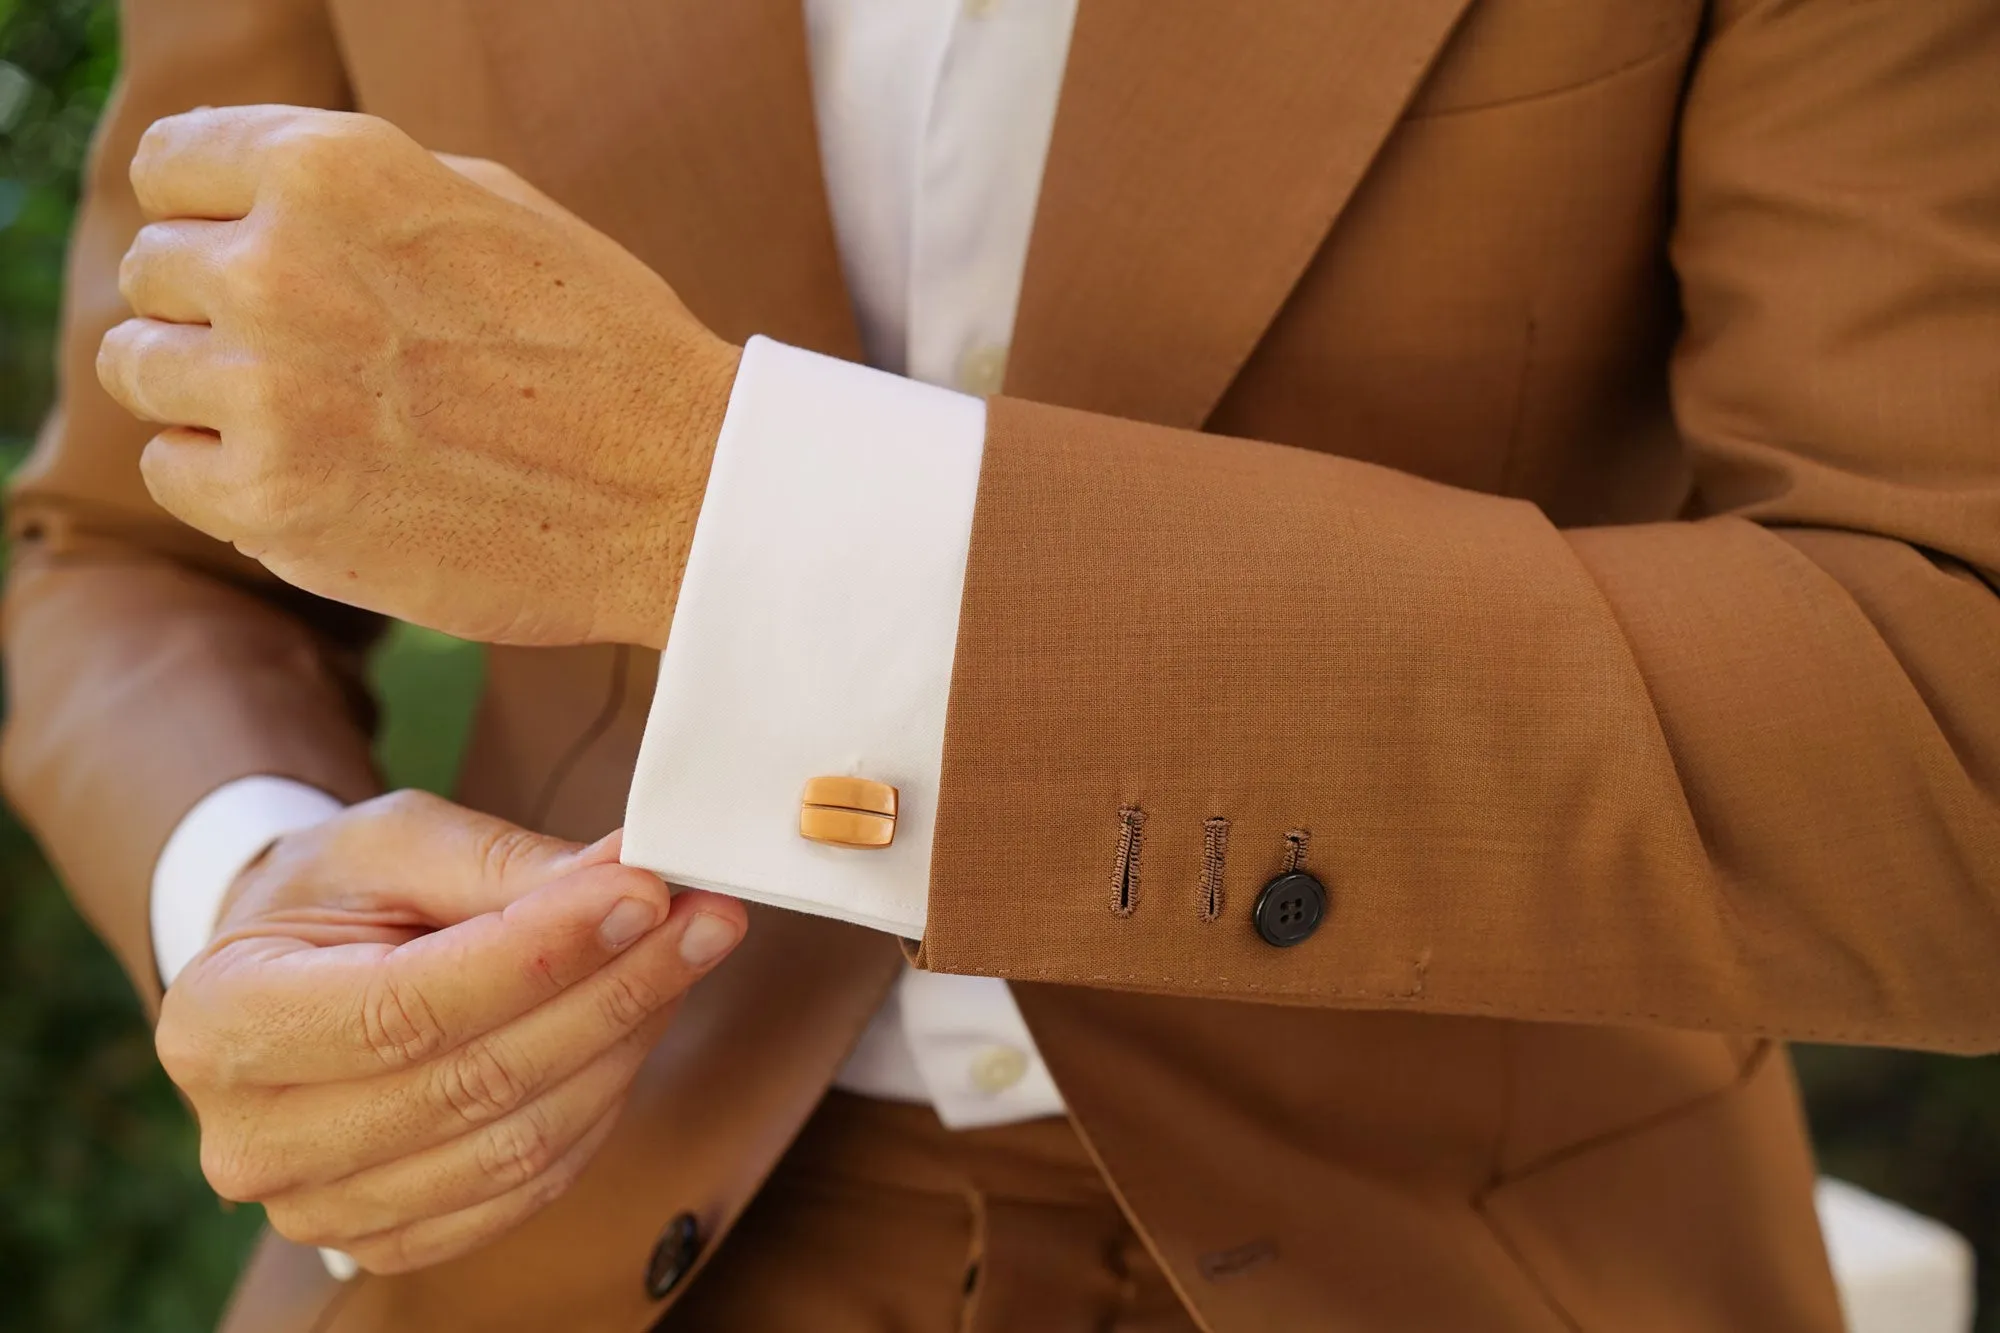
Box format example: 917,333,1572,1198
1488,1041,1772,1190
1404,39,1689,122
1467,1040,1774,1333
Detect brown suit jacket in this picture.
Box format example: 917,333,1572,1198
8,0,1998,1328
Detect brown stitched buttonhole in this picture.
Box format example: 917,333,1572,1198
1111,805,1145,917
1200,817,1229,922
1282,827,1311,874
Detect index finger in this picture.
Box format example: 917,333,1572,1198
186,860,677,1085
130,104,335,220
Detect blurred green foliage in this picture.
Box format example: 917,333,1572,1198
0,0,113,446
0,1,1990,1331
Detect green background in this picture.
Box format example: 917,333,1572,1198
0,2,1990,1329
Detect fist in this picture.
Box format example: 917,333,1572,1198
97,105,740,649
156,791,746,1274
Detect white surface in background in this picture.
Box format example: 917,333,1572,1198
1818,1177,1976,1333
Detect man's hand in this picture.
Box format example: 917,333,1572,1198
96,105,740,649
155,791,747,1274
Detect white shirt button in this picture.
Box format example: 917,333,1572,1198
969,1043,1030,1095
957,343,1009,396
964,0,1001,18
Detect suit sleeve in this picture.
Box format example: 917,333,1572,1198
916,0,2000,1053
1,0,383,1016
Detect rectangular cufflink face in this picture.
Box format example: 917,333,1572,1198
800,777,898,848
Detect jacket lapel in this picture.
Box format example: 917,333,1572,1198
1006,0,1476,428
474,0,862,359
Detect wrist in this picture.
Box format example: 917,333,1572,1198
604,335,741,651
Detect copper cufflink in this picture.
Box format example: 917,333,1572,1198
799,776,898,849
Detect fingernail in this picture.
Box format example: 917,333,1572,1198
598,897,662,950
678,912,743,969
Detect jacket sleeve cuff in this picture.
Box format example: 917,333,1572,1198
621,336,985,939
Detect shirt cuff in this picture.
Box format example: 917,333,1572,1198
150,776,345,986
622,336,986,938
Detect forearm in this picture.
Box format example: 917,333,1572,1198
0,0,365,1011
1,548,380,1011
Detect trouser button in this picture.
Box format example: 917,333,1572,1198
646,1212,704,1300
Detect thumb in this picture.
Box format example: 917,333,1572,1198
575,827,624,866
324,791,614,927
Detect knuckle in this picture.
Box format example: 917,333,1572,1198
102,333,165,422
130,117,178,192
261,1199,333,1247
377,787,440,816
96,331,137,404
120,319,167,363
595,970,665,1033
339,113,403,149
225,230,288,306
269,115,404,189
94,320,126,368
358,974,448,1069
474,1104,558,1190
96,317,140,371
117,229,159,300
368,788,445,834
473,824,545,887
200,1134,278,1203
525,1153,581,1213
133,116,171,164
267,121,344,178
354,1229,422,1276
433,1038,529,1127
260,1199,306,1240
152,1009,220,1090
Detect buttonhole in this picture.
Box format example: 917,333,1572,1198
1200,817,1229,922
1282,828,1311,874
1111,805,1144,917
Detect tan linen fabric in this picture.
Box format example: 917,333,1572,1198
9,0,1997,1328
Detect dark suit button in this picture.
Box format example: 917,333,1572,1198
645,1212,703,1300
1253,871,1327,947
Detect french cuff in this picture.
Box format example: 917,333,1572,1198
151,776,345,986
622,336,985,939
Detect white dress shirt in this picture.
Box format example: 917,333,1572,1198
145,4,1974,1322
154,0,1080,1130
628,0,1081,1122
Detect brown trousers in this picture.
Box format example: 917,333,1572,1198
661,1093,1201,1332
